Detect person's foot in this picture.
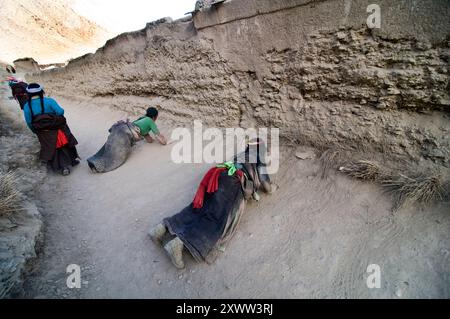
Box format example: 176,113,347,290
270,183,280,194
148,223,167,245
262,181,279,194
164,237,185,269
61,167,70,176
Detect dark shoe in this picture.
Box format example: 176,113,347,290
62,168,70,176
72,159,81,166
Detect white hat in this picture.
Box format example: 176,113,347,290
26,83,43,94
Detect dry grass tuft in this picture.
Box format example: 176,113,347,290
381,173,446,210
0,171,23,217
339,160,385,181
443,180,450,201
319,146,354,178
338,159,448,210
311,133,449,209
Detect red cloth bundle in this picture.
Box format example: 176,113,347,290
55,129,69,149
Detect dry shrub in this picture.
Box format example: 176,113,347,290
319,146,354,178
339,160,385,181
381,173,446,210
311,130,449,209
338,159,448,210
0,171,23,217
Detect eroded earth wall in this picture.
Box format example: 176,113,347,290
32,0,450,167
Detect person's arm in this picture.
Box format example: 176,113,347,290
144,134,154,143
155,133,168,145
48,98,64,116
149,120,167,145
23,104,34,132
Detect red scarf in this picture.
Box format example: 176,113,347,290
192,167,243,209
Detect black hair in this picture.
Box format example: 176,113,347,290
146,107,159,120
26,83,45,119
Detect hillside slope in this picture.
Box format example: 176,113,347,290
0,0,111,64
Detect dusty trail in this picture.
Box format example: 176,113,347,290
20,97,449,298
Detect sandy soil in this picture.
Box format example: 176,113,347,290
18,96,449,299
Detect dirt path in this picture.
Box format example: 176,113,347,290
21,97,450,298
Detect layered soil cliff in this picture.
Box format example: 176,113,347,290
32,0,450,173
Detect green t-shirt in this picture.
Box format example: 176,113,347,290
133,117,160,136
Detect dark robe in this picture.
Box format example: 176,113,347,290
164,145,272,263
86,121,138,173
33,114,79,171
164,171,245,263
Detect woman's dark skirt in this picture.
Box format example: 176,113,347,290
35,122,79,173
164,172,245,263
47,146,79,172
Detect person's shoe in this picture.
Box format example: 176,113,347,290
72,159,81,167
164,237,185,269
62,168,70,176
148,223,167,245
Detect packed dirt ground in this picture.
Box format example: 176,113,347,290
1,0,449,300
6,95,445,299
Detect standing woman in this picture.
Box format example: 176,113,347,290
23,83,80,175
